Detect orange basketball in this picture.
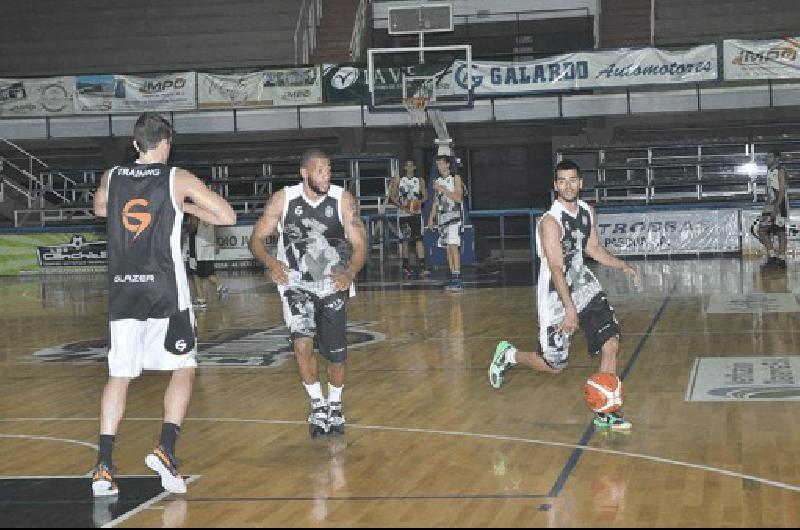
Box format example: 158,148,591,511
583,373,624,413
406,200,423,213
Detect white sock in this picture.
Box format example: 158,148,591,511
505,347,518,365
304,382,324,402
328,383,343,403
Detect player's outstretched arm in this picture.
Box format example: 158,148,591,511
175,169,236,226
249,190,289,285
585,206,640,284
334,191,367,292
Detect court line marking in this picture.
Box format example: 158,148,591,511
546,287,674,503
103,475,199,529
0,433,98,452
1,417,799,495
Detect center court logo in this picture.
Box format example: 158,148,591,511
122,199,152,241
29,321,385,368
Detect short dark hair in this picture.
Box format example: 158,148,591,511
555,159,581,180
302,148,328,169
770,149,781,159
435,154,451,166
133,112,173,152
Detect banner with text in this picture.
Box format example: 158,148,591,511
198,67,322,109
327,45,718,103
75,72,196,113
0,77,73,117
724,37,800,80
596,209,740,256
0,232,106,276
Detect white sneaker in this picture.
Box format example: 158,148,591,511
145,447,187,494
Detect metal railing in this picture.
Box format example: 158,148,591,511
294,0,323,65
0,138,77,201
349,0,369,62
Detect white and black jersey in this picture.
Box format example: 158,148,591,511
536,200,603,327
765,165,789,220
106,163,190,321
434,174,461,228
277,183,354,298
397,176,422,216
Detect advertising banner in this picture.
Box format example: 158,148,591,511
0,77,73,117
198,67,322,109
451,45,719,95
596,209,740,256
724,37,800,80
212,225,275,262
327,45,719,103
0,232,106,276
75,72,196,113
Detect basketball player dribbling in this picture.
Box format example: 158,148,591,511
488,159,640,430
91,113,236,497
249,149,367,438
389,159,429,278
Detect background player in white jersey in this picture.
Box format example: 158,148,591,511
428,155,464,291
187,214,229,308
91,113,236,497
250,149,367,438
389,159,429,278
488,159,640,430
753,150,789,269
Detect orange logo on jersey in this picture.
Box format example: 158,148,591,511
122,199,152,241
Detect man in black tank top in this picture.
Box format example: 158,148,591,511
90,113,236,498
250,149,367,438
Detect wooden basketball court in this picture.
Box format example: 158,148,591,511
1,259,799,527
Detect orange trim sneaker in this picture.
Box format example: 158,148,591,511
145,446,187,494
91,464,119,497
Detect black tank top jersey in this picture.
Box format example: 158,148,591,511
278,184,349,293
106,163,185,321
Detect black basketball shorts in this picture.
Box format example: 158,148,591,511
281,289,349,363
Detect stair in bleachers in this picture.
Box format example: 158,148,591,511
600,0,651,48
311,0,361,64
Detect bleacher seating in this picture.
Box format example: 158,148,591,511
556,142,800,205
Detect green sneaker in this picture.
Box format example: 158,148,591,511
489,341,514,389
593,411,632,431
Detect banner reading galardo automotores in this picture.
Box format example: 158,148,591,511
75,72,196,114
325,45,718,103
724,37,800,80
448,44,719,96
198,67,322,109
0,77,73,117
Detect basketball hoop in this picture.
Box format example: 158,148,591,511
403,95,430,127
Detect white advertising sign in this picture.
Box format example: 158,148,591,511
596,209,740,256
198,67,322,109
0,77,73,117
75,73,196,113
444,45,718,96
724,37,800,80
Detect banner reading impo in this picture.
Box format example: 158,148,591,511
449,45,719,96
198,67,322,109
75,72,196,113
724,37,800,80
596,209,740,256
0,77,73,117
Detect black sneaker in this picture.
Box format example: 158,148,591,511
327,402,346,436
308,398,329,438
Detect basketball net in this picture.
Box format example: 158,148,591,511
403,95,430,127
